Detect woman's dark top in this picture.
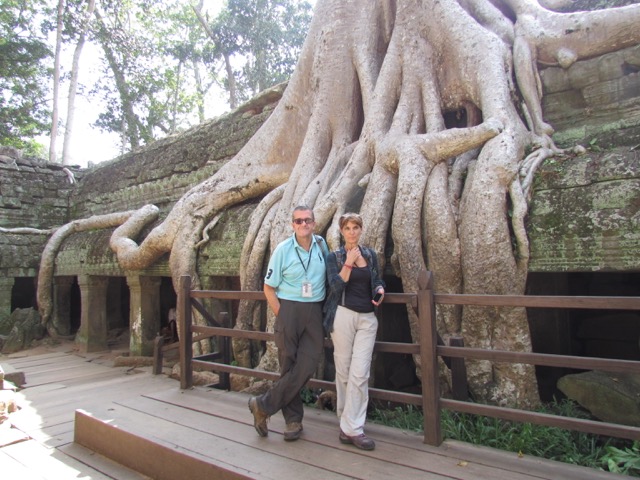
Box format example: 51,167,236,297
323,245,385,334
344,266,374,313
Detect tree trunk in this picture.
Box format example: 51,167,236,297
49,0,65,164
62,0,96,166
94,8,141,149
191,1,238,110
192,59,206,123
224,52,237,109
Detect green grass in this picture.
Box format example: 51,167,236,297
368,399,639,477
602,442,640,476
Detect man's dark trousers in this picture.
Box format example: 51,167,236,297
257,299,324,423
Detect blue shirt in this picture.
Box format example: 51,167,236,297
264,234,328,302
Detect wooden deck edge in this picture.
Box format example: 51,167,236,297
73,409,252,480
59,442,155,480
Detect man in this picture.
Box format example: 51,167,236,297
248,205,328,441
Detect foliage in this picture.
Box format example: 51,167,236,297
0,0,312,157
372,404,426,431
300,386,318,405
91,0,206,147
19,139,48,159
602,441,640,476
368,399,637,476
439,401,609,467
210,0,313,103
88,0,311,150
0,0,53,150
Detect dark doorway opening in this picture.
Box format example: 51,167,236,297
11,277,37,311
70,278,81,334
159,277,177,333
526,271,640,402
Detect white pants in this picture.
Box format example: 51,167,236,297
331,305,378,436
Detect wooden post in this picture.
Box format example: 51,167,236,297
418,269,442,446
152,335,164,375
220,312,231,390
179,275,193,390
449,336,469,401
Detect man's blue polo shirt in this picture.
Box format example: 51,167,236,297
264,234,327,302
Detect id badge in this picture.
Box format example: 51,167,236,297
302,281,313,298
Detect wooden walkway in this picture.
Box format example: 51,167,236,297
0,343,631,480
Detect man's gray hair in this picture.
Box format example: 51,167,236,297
292,205,314,221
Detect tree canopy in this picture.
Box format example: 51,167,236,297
0,0,313,161
209,0,313,105
0,0,52,156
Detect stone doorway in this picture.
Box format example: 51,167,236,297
526,271,640,401
11,277,37,311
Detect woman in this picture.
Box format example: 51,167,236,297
324,212,385,451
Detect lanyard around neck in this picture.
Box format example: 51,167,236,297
295,242,314,276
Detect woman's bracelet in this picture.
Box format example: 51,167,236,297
343,264,353,270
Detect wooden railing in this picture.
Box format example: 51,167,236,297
176,270,640,446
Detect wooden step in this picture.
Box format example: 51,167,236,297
74,407,345,480
0,437,148,480
0,362,25,387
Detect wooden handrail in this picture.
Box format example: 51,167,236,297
177,272,640,446
418,270,442,445
191,289,418,306
190,289,640,309
435,293,640,310
436,346,640,373
439,399,638,440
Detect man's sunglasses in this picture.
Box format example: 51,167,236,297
293,218,314,225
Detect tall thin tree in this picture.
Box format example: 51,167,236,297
62,0,97,165
49,0,65,163
191,1,238,109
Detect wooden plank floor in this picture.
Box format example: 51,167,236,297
0,342,632,480
1,342,165,479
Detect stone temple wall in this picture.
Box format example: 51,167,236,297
528,149,639,272
530,44,640,272
541,44,640,150
0,155,82,278
0,85,282,349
